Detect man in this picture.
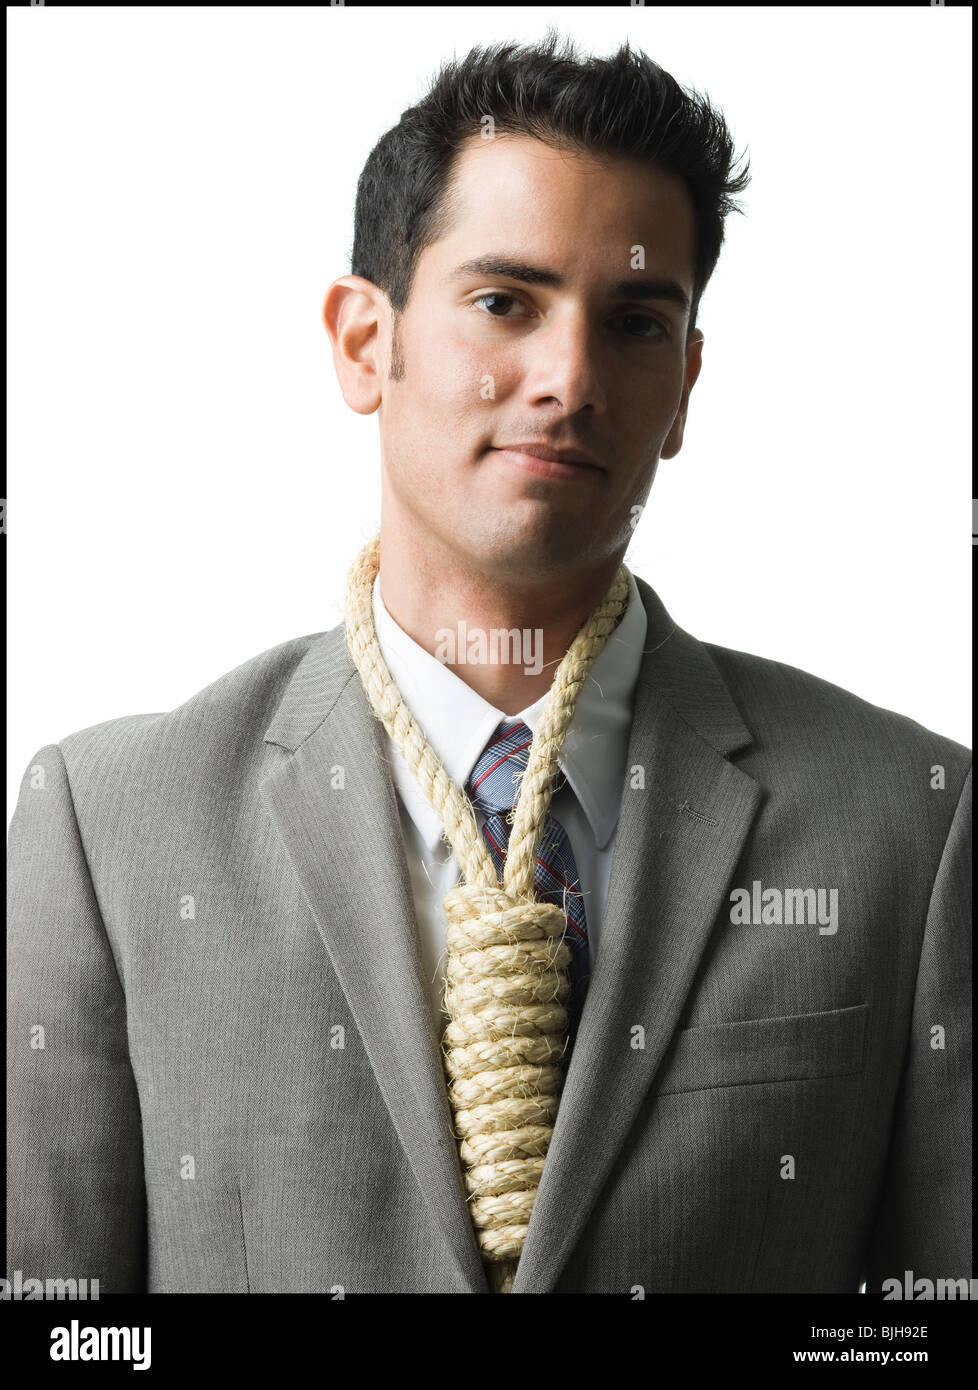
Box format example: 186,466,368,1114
8,33,970,1295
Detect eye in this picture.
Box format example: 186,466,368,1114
610,313,669,341
471,292,526,318
470,294,669,341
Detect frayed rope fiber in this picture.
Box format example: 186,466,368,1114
344,532,630,1293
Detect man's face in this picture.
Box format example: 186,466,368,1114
377,132,702,580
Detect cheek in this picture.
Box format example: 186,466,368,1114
436,348,514,439
409,323,494,414
433,311,545,403
452,337,512,401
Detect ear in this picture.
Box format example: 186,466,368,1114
322,276,390,416
660,328,704,460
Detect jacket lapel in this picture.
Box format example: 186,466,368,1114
511,578,762,1290
260,633,490,1294
260,576,761,1295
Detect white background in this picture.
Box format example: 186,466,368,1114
7,6,972,822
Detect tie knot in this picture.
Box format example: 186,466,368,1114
466,720,566,816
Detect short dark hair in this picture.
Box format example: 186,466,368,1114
351,28,751,371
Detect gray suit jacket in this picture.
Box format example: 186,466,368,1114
7,577,971,1294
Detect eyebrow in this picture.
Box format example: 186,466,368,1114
448,256,691,317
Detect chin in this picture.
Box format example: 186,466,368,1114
482,522,595,573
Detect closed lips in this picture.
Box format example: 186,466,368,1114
494,444,601,469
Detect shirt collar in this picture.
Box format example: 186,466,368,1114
372,565,648,854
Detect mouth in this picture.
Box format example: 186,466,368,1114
489,447,602,481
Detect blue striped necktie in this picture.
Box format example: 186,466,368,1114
465,719,590,1048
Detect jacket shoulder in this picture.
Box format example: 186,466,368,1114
28,631,331,786
704,640,971,791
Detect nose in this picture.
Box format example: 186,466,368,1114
519,308,607,417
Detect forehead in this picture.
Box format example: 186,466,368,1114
426,132,696,284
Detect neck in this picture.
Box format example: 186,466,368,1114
377,524,626,716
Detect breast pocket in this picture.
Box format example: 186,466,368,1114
653,1002,868,1095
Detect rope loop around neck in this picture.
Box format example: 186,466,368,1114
344,530,631,897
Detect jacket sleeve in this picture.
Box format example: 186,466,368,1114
862,765,972,1294
7,743,147,1292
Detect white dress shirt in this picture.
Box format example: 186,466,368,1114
371,568,649,1036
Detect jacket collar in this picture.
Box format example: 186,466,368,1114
264,573,753,762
